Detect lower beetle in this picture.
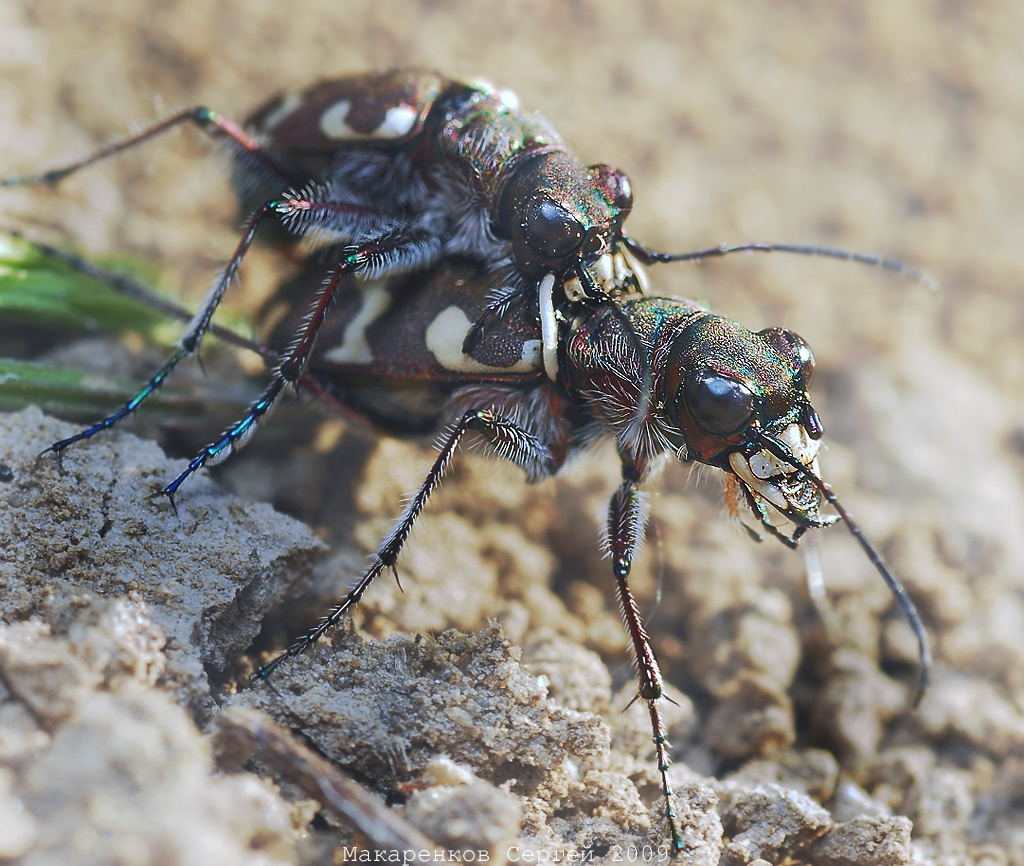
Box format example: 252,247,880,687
3,70,930,852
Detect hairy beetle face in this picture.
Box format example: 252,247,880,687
660,315,831,530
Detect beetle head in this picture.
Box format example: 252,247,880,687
500,153,635,289
659,315,832,535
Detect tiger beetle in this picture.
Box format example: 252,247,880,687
3,70,931,853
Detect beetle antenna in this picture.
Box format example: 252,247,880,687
622,236,936,291
757,431,931,707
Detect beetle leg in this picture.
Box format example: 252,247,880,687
38,199,285,463
161,225,440,505
17,235,279,364
253,406,556,680
273,187,443,277
0,107,301,190
40,187,439,468
607,473,684,853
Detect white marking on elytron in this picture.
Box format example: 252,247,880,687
539,273,559,381
377,105,418,138
319,99,417,140
261,91,304,131
319,99,353,139
425,307,541,373
499,89,520,110
320,280,392,365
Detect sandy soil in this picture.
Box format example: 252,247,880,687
2,2,1023,864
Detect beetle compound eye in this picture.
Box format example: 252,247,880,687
761,327,816,387
588,164,633,219
682,371,756,436
790,333,815,386
524,195,584,261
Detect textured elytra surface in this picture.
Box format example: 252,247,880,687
2,2,1024,865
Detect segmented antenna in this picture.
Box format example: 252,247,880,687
757,431,931,707
623,237,937,291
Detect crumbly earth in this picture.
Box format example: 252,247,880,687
2,2,1024,865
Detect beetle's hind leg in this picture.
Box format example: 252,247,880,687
36,200,287,465
161,219,445,506
253,405,561,680
1,107,300,191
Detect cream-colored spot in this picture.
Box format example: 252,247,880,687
319,100,417,140
260,92,304,132
729,452,789,510
499,89,520,110
426,307,541,374
564,275,587,303
377,105,417,138
519,339,542,368
319,99,353,139
320,281,392,365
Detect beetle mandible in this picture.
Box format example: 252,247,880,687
3,70,931,853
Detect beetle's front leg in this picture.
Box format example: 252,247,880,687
607,471,684,853
254,406,560,680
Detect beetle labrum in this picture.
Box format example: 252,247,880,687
4,70,930,852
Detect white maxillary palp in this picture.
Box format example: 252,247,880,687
727,424,822,513
729,451,789,510
748,423,819,479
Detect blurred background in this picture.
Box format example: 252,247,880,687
2,1,1023,861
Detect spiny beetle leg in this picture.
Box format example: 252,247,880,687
15,235,278,363
39,345,188,463
607,474,684,853
37,201,279,463
163,224,444,504
0,106,299,191
254,406,558,681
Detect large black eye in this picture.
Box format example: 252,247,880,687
523,195,584,261
682,371,756,436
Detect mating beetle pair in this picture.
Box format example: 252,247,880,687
4,70,930,853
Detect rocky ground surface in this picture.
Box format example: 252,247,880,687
2,2,1024,865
